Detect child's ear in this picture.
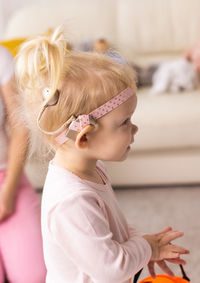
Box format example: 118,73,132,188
75,125,94,149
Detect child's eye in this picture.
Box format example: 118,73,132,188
122,118,130,126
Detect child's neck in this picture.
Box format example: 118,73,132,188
53,148,104,185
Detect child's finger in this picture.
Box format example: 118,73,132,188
157,260,174,277
148,261,156,278
166,258,186,265
162,251,186,260
165,243,190,256
161,246,189,259
160,231,184,245
170,244,190,255
155,226,172,236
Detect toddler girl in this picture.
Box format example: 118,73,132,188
15,27,189,283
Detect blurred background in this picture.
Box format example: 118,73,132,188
1,0,200,188
1,0,200,282
0,0,45,39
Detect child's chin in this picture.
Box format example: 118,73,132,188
116,152,130,162
108,148,131,162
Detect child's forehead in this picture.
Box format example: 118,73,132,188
101,94,137,121
116,94,137,114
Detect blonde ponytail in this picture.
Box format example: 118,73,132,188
16,25,67,102
15,26,67,157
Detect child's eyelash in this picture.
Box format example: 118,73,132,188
122,118,130,125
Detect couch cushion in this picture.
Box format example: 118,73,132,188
117,0,200,60
132,89,200,151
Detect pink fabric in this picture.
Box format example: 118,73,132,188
71,87,134,131
0,170,46,283
41,161,151,283
55,87,134,145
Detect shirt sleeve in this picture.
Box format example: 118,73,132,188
49,191,151,283
0,45,14,85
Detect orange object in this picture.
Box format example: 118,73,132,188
139,274,189,283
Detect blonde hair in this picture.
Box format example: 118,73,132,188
15,26,137,154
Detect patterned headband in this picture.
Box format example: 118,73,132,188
55,86,134,145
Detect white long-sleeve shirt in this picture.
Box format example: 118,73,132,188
41,161,151,283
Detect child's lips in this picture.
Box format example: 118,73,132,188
127,140,134,151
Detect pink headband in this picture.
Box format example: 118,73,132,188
55,87,134,145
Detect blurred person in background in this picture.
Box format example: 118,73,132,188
0,44,46,283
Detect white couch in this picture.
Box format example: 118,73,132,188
4,0,200,187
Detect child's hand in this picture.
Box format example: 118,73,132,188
143,226,189,261
143,227,189,278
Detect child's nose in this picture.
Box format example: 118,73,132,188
132,124,138,135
